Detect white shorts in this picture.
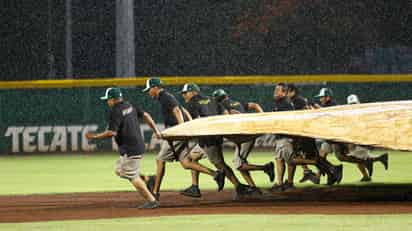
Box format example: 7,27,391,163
115,154,141,180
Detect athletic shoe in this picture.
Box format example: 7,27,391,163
214,170,226,191
310,174,321,185
270,184,284,192
180,185,202,198
299,170,314,183
264,162,275,182
146,175,156,193
365,158,374,177
283,181,295,191
246,186,262,196
379,153,388,170
233,184,252,200
139,200,160,209
360,176,371,182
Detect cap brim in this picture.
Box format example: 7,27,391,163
142,87,150,93
100,96,109,100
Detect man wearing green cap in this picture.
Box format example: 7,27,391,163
181,83,252,199
85,87,161,209
143,78,225,199
212,88,274,192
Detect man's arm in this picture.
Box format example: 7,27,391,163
85,130,115,140
247,102,264,113
143,112,162,139
172,106,185,124
181,107,193,121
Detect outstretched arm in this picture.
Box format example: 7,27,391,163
172,106,185,124
181,107,193,121
143,112,162,139
85,130,115,140
247,102,264,113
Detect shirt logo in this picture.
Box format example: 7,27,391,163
122,107,133,116
198,99,210,105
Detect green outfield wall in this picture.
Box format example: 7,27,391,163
1,81,412,154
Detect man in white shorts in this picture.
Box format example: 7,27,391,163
86,87,161,209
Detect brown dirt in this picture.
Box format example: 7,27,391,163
1,186,412,223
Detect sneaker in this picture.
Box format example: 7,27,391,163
379,153,388,170
264,162,275,182
299,170,314,183
270,184,284,192
146,175,156,193
283,181,295,191
326,174,336,186
246,186,262,195
233,184,251,200
235,184,249,194
310,174,321,185
180,185,201,198
139,200,160,209
365,158,374,177
360,176,371,182
214,170,226,191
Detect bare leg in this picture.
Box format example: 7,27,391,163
287,164,296,184
153,159,165,193
357,163,369,178
240,170,256,187
238,163,265,171
214,162,240,187
130,177,156,202
180,158,215,176
276,158,285,185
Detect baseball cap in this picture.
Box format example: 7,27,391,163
315,87,333,98
142,77,162,92
212,88,228,97
181,83,200,93
100,87,122,100
212,89,228,102
347,94,360,104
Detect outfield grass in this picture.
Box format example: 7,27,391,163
0,151,410,195
1,215,412,231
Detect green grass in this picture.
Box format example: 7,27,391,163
0,151,410,195
1,215,412,231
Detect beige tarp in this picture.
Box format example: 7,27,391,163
161,100,412,151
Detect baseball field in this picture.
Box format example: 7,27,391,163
1,150,412,230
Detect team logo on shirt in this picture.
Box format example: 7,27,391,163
122,107,133,116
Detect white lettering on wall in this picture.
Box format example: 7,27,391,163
50,126,67,152
4,126,24,152
67,126,82,151
23,126,39,152
4,125,99,153
38,126,52,152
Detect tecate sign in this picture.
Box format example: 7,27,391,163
4,125,99,153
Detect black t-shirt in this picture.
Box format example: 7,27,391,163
321,100,337,107
108,101,145,156
186,94,223,118
220,98,248,114
273,96,294,112
186,94,223,146
158,90,188,128
291,95,308,111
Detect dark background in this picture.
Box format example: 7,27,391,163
1,0,411,81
